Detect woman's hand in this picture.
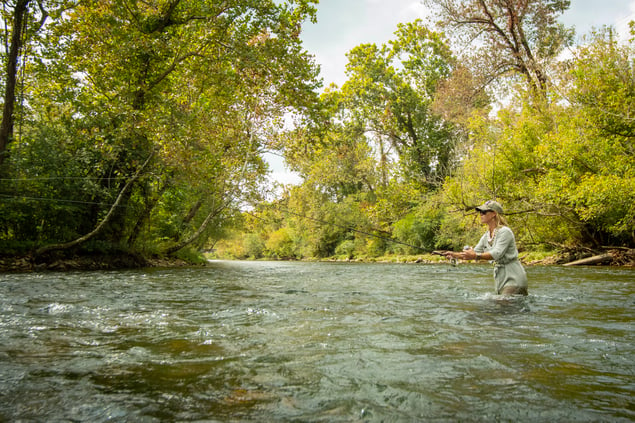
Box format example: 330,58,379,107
460,248,477,260
445,248,477,261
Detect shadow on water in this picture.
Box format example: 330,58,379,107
0,262,633,422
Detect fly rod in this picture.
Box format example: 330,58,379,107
273,206,431,252
269,205,465,259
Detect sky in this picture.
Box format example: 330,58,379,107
301,0,635,88
266,0,635,186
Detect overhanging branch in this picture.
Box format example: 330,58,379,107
34,152,154,256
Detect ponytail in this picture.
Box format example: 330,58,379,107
494,212,508,227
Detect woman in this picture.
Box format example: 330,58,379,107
446,200,528,296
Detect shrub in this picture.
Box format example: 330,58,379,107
243,233,265,259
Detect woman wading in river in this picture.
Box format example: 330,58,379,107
446,200,528,296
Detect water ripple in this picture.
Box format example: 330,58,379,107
0,262,633,421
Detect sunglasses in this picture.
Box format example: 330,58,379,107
478,210,490,215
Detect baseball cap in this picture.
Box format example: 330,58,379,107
475,200,503,214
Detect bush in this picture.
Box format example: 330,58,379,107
265,228,296,259
335,240,356,258
243,233,265,259
393,211,441,254
365,237,386,257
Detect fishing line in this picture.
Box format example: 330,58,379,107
248,204,435,254
0,177,129,181
0,193,127,207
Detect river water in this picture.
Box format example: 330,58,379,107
0,261,633,422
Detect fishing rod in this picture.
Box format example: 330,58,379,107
277,206,429,251
251,204,455,259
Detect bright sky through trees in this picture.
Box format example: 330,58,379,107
266,0,635,186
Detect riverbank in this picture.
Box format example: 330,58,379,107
2,248,633,272
0,253,196,272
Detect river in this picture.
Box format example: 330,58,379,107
0,261,633,422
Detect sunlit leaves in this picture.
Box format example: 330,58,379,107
338,20,456,185
445,27,635,247
1,0,321,255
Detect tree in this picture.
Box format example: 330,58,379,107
442,26,635,249
0,0,321,258
537,27,635,246
338,20,456,186
256,20,461,259
425,0,573,98
0,0,57,168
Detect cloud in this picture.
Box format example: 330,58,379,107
301,0,429,87
615,0,635,39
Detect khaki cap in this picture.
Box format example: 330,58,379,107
475,200,503,214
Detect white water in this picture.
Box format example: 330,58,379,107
0,261,633,421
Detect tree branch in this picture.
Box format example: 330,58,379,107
34,152,154,256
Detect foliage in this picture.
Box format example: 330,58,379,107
1,1,633,265
243,233,265,259
0,0,320,259
424,0,574,97
443,28,635,248
265,227,297,259
537,28,635,245
337,20,456,186
240,14,634,261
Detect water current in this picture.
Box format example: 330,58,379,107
0,261,633,422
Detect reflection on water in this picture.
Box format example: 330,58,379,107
0,261,633,422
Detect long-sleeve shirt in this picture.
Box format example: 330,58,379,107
474,226,528,294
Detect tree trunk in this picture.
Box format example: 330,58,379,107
164,205,222,255
0,0,30,167
563,253,614,266
34,153,153,256
126,178,170,247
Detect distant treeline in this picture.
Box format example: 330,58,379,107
1,1,633,264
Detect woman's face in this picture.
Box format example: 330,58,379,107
479,210,495,224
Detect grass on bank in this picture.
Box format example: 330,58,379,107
206,250,556,265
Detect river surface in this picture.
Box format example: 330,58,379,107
0,261,633,422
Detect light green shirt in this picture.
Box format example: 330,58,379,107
474,226,528,294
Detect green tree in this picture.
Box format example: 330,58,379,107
443,27,635,249
0,0,320,258
261,21,460,259
0,0,52,167
536,27,635,246
338,20,456,186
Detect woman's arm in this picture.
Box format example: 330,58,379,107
446,249,493,261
